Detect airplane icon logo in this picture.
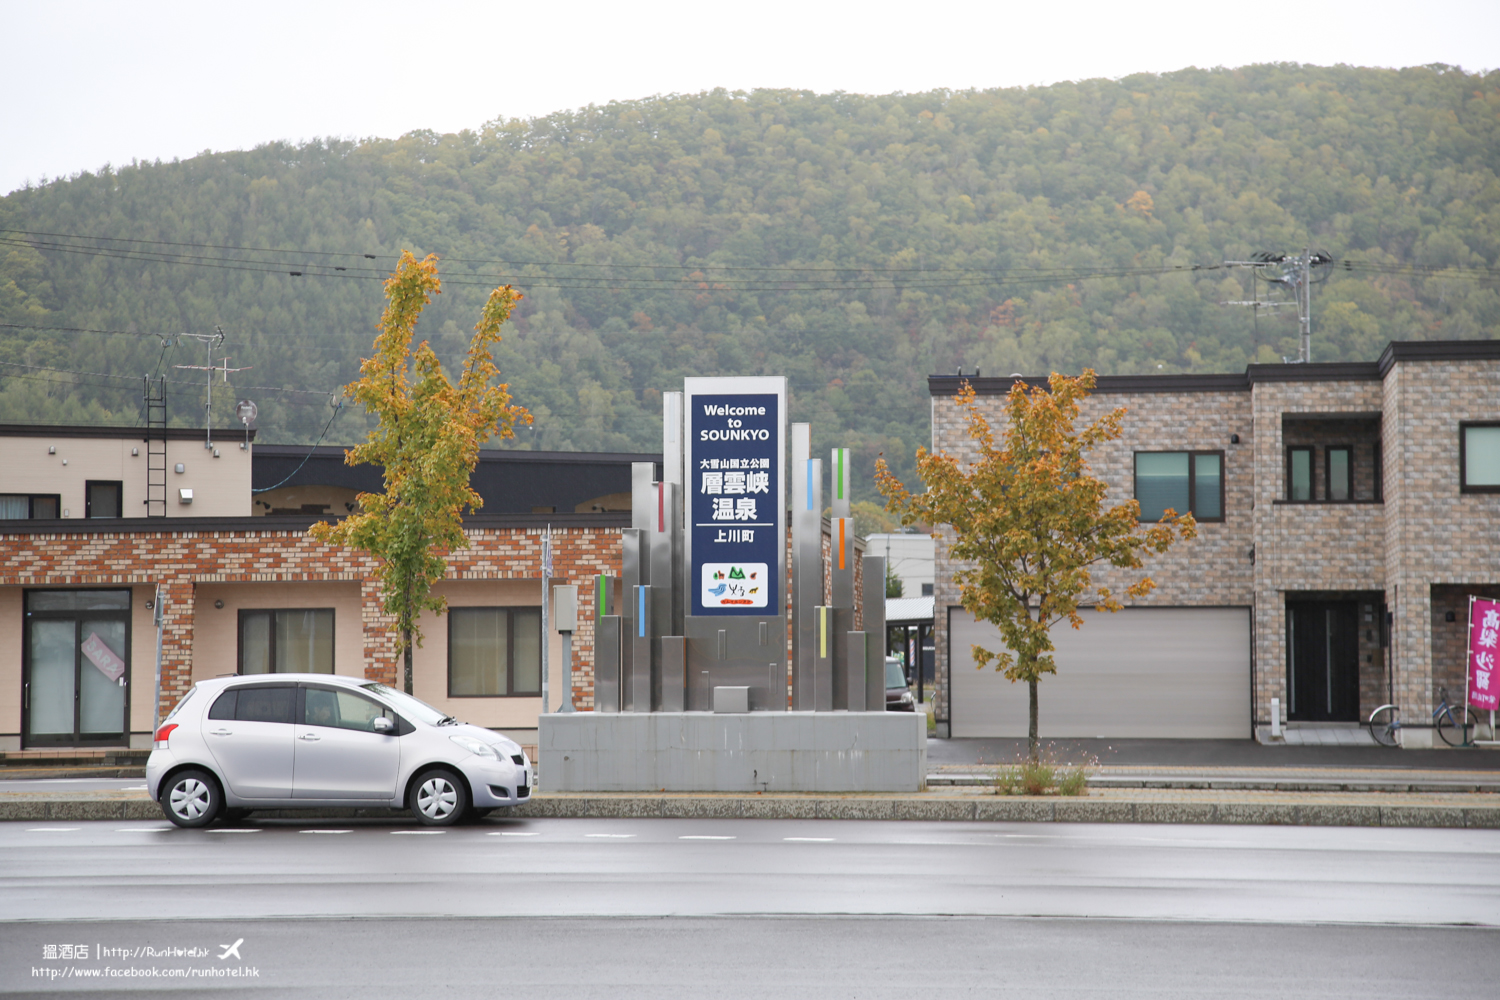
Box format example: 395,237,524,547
218,939,244,961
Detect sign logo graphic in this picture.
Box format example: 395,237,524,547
701,564,768,608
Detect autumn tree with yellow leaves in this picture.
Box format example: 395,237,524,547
311,252,531,693
876,372,1195,760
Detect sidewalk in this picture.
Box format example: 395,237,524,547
927,736,1500,770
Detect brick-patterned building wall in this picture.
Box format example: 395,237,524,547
0,516,625,725
1250,376,1387,728
928,380,1254,729
927,343,1500,743
1384,359,1500,744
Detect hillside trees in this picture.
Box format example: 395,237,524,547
0,64,1496,502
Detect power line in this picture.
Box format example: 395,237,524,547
0,232,1226,291
0,359,337,398
0,227,1227,275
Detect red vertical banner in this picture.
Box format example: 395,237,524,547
1468,597,1500,712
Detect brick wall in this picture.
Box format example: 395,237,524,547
0,521,623,720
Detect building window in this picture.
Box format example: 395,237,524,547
448,607,542,697
0,494,61,519
1326,447,1352,502
238,609,335,674
1461,422,1500,493
85,481,122,519
1287,447,1313,502
1134,452,1224,522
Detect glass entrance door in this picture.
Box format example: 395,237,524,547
24,590,131,746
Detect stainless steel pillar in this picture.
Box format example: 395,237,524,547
662,392,686,638
631,585,653,712
660,635,686,712
595,616,621,713
791,439,823,710
862,555,887,711
829,515,855,709
649,481,680,708
830,447,851,519
813,605,833,711
621,529,643,711
845,631,867,711
632,461,656,534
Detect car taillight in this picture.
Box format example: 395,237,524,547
154,723,178,744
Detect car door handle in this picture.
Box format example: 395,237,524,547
299,732,321,741
209,729,232,737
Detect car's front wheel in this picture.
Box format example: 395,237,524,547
410,769,468,826
160,770,220,828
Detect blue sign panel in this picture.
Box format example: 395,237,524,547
689,393,780,616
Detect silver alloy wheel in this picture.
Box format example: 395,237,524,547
416,776,459,820
169,778,212,822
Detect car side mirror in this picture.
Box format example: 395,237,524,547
372,716,394,734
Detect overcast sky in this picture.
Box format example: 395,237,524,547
4,0,1497,196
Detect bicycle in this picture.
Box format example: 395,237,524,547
1367,689,1484,748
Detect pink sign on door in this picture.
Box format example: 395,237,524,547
1468,597,1500,712
81,632,126,682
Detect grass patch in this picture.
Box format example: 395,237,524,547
990,744,1097,796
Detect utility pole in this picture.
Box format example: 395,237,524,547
1223,249,1332,363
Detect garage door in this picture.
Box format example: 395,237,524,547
949,607,1250,739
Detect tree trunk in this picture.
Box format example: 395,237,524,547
403,630,414,695
1028,678,1039,763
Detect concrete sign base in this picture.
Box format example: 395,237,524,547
539,712,927,793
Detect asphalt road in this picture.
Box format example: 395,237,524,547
2,818,1496,997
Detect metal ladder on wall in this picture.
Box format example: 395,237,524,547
143,375,167,517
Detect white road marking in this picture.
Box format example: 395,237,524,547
122,785,147,791
27,827,81,832
585,833,636,838
783,837,835,842
491,831,540,837
207,828,261,833
300,830,352,835
680,835,735,840
391,830,446,835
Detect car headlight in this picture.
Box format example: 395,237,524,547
900,691,913,703
450,735,501,759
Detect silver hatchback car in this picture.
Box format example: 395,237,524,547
147,674,532,828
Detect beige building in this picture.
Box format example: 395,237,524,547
928,340,1500,748
0,425,643,751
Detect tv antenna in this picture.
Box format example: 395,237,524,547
174,326,253,448
1223,249,1334,362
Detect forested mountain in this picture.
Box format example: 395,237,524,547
1,63,1496,501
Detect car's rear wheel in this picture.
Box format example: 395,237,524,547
160,770,220,828
410,769,468,826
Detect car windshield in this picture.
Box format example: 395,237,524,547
885,659,907,689
360,683,451,726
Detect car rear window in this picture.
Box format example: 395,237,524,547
208,689,237,720
233,685,295,724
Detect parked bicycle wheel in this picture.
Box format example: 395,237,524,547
1367,705,1399,747
1436,708,1469,748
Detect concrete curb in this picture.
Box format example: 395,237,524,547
4,794,1497,827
